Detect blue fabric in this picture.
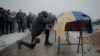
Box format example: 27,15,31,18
72,11,89,21
72,11,94,33
86,16,94,33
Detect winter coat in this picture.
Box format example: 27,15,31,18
2,12,8,22
23,13,27,29
0,12,3,23
31,11,56,37
27,15,33,23
7,13,13,22
16,12,26,28
16,12,23,23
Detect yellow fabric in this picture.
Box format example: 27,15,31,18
54,11,76,39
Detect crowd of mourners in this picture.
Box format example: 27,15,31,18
0,7,55,36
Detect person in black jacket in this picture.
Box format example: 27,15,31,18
0,7,4,35
27,12,33,31
1,9,8,34
16,9,25,32
17,11,56,49
6,10,14,34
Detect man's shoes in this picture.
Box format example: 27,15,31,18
16,40,22,49
45,41,53,46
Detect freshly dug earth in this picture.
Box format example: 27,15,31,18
84,28,100,52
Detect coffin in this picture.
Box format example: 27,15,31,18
65,20,89,31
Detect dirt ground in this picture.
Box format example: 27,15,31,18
84,28,100,52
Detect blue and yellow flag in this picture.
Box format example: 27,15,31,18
54,11,93,39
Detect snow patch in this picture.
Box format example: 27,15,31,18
0,29,30,51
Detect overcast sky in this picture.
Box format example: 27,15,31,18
0,0,100,20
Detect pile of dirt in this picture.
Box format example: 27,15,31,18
84,28,100,52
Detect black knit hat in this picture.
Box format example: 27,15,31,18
0,7,3,10
38,11,48,18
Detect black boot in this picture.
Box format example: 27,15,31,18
45,29,52,46
45,41,53,46
16,40,22,49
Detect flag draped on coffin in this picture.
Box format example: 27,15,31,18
54,11,93,39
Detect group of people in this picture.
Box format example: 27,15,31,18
16,9,37,32
0,7,36,35
0,7,57,49
0,7,14,35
